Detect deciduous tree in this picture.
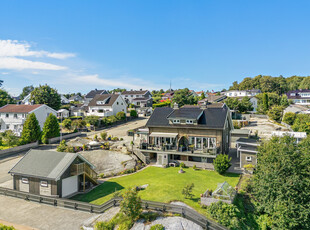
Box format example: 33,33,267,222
30,84,61,110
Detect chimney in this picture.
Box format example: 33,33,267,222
173,102,179,109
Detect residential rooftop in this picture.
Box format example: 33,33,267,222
0,104,43,113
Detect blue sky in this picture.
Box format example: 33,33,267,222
1,0,310,96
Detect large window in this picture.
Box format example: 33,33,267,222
189,137,216,149
21,178,29,184
40,181,48,187
173,119,180,124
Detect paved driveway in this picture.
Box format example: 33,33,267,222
0,156,22,187
0,195,97,230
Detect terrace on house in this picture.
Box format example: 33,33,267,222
87,94,127,117
0,104,57,136
121,89,152,107
286,89,310,105
137,103,233,169
8,149,98,198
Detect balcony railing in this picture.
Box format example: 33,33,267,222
71,163,97,180
140,143,218,155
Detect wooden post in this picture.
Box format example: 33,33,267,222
83,173,86,192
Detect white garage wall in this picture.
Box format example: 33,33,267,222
62,175,78,197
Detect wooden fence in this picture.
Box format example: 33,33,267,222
0,187,227,230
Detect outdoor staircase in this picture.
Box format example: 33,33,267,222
71,163,98,185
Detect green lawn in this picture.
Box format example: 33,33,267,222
73,166,240,215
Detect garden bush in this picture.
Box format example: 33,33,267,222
41,113,60,144
150,224,164,230
182,183,195,199
100,132,107,140
84,115,100,127
120,188,142,221
0,224,16,230
282,112,296,125
116,111,126,120
130,110,138,117
62,118,72,130
213,154,231,174
180,162,185,168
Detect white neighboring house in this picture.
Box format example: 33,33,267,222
223,89,261,97
121,89,152,107
0,104,57,136
87,94,127,117
57,109,70,118
60,95,70,104
272,131,307,143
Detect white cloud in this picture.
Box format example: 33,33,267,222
0,57,66,70
0,40,75,59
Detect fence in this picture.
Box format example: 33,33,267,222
48,132,83,144
0,141,39,158
0,187,227,230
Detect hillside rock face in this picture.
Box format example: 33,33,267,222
131,216,203,230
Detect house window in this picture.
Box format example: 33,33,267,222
117,102,119,105
40,181,48,187
246,156,252,161
98,109,104,113
6,125,9,129
121,103,123,105
186,120,193,124
5,114,9,118
14,114,18,118
131,95,133,97
173,119,180,124
14,125,17,130
21,178,29,184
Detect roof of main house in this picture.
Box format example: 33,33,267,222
88,94,120,107
121,90,148,95
9,149,94,180
146,103,229,129
85,89,108,98
0,104,43,113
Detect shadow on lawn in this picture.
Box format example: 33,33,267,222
223,172,241,178
72,181,124,203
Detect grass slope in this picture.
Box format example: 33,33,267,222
73,166,240,215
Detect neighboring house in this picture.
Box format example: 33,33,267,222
161,92,174,101
70,104,87,117
271,131,307,143
223,89,261,97
198,95,227,105
0,104,57,136
60,95,70,104
189,90,198,97
87,94,127,117
286,89,310,105
9,149,98,198
196,91,204,98
138,103,233,169
68,95,83,103
57,109,70,118
84,89,109,104
121,89,152,106
283,104,310,115
236,138,259,169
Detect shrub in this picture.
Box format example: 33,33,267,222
130,110,138,117
0,224,16,230
282,112,296,125
62,118,72,130
94,134,98,141
112,137,119,141
41,114,60,144
267,105,284,122
20,113,41,144
180,162,185,168
193,165,197,170
233,120,241,129
120,137,124,141
150,224,164,230
129,103,135,108
84,115,100,127
98,173,105,178
71,119,86,130
213,154,231,174
108,115,118,123
182,183,194,199
152,101,171,108
57,140,67,152
82,144,87,151
141,212,160,223
116,111,126,120
120,188,142,221
207,201,241,229
100,132,107,140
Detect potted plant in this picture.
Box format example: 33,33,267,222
189,144,195,153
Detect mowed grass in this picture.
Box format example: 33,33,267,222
72,166,240,215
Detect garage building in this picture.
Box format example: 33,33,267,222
9,149,98,198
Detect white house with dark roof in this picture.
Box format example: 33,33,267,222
9,149,98,197
121,89,152,107
84,89,109,104
0,104,57,136
87,94,127,117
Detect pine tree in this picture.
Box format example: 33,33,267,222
41,114,60,144
21,113,41,144
262,93,269,112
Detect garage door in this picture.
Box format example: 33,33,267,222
62,175,78,197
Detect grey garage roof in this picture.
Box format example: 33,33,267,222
9,149,93,180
